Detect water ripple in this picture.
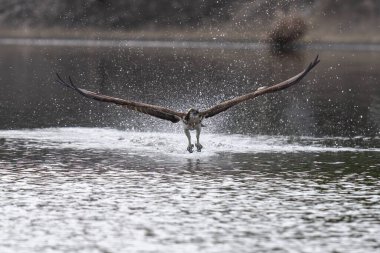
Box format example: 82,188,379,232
0,128,379,253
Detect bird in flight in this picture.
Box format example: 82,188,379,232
56,55,320,153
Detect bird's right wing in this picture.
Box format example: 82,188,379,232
200,55,320,118
56,74,185,123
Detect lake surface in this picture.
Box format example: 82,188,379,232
0,39,379,253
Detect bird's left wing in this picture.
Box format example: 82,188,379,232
200,55,320,119
56,74,185,123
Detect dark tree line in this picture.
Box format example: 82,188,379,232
0,0,231,28
0,0,378,29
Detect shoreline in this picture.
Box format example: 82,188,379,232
0,37,379,52
1,26,380,46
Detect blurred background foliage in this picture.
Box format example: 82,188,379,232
0,0,379,42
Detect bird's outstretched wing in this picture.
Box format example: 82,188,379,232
56,74,185,123
200,55,320,118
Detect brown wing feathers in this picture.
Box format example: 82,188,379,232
200,55,320,118
56,55,319,123
55,74,184,123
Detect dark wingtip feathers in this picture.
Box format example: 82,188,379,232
56,73,74,90
302,55,320,78
55,73,87,97
310,55,320,69
56,73,68,88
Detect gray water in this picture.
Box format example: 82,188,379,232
0,40,379,253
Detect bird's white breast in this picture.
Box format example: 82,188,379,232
182,115,202,130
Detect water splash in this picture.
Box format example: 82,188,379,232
0,128,378,158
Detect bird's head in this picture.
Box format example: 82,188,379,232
185,108,200,121
187,108,199,115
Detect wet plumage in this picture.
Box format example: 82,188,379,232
56,55,320,153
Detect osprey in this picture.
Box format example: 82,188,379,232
56,55,320,153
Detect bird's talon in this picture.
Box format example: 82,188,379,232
195,143,203,152
187,144,194,153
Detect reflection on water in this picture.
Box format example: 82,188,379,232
0,41,379,252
